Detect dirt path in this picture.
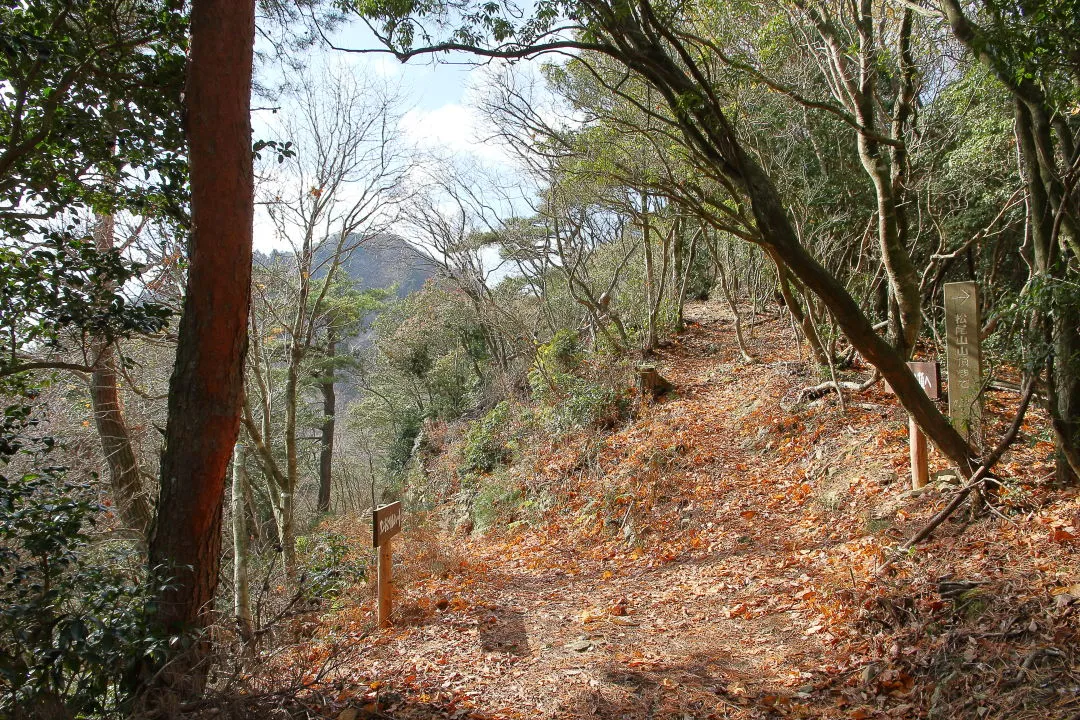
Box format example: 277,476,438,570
311,301,1079,720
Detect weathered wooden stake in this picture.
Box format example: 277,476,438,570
377,539,393,628
891,362,939,490
909,416,928,490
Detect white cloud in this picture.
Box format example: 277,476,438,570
361,53,405,80
400,103,514,167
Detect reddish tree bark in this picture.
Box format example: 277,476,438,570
147,0,255,695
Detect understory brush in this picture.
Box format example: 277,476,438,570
528,330,631,433
0,404,164,719
434,332,634,533
296,530,368,606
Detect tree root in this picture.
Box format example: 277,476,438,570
796,372,881,404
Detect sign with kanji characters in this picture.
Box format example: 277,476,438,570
944,282,982,441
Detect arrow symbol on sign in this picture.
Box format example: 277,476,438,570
956,289,971,301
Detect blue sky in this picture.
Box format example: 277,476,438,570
329,20,477,110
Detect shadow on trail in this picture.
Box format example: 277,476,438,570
479,606,531,657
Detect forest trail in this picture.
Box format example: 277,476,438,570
312,301,1079,720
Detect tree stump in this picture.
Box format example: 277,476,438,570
637,364,673,399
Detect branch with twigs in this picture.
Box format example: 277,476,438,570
878,374,1037,572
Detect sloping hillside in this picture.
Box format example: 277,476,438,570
295,300,1079,720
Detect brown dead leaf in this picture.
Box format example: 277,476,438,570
580,608,603,624
1050,528,1077,543
722,603,751,619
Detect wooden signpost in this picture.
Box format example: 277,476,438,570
944,282,983,443
886,361,940,488
906,361,940,490
372,501,402,628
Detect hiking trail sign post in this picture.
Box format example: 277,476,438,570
944,282,983,444
372,501,402,628
906,361,940,490
885,361,940,488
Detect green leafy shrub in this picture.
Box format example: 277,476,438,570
0,403,164,718
428,348,477,420
385,408,423,478
471,473,523,532
461,400,514,475
528,332,629,432
556,376,626,430
528,329,582,398
296,531,367,603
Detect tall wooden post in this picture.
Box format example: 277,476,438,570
909,416,928,489
944,282,983,443
372,501,402,629
377,539,393,628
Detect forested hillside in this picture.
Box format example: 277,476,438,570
0,0,1077,718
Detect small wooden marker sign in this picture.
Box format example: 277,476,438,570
372,501,402,628
372,501,402,548
888,362,941,490
905,361,939,491
907,361,940,401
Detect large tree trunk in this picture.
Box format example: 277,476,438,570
1051,304,1080,482
853,3,920,357
773,258,828,366
740,157,975,472
1015,101,1080,483
939,0,1079,481
147,0,255,698
317,333,337,513
811,0,921,357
